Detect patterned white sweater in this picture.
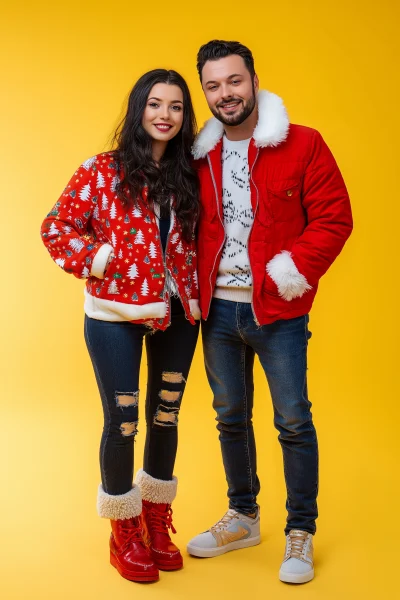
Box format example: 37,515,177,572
214,136,254,303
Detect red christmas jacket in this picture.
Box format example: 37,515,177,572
192,90,353,325
41,152,200,330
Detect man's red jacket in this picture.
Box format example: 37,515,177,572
192,90,353,325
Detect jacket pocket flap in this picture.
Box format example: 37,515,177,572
267,181,301,200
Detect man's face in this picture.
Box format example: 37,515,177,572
201,55,258,126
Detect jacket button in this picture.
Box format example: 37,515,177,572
286,189,293,197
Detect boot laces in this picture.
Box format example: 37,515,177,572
210,509,239,533
287,530,309,559
148,505,177,535
119,518,145,549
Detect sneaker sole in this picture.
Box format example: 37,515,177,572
110,552,159,582
187,535,261,558
279,568,314,584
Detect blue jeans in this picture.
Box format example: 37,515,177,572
202,298,318,535
84,304,199,496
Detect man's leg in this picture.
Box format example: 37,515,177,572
203,298,259,514
187,299,260,557
245,312,317,583
249,314,318,534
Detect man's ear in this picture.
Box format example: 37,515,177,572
253,74,259,94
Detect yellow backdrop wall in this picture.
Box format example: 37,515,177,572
1,1,398,598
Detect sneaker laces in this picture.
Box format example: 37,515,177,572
147,505,177,535
210,509,239,533
287,530,309,559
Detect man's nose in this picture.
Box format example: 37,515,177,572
220,85,233,101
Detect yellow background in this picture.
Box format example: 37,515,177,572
1,1,398,598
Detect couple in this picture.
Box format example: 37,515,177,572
41,40,352,585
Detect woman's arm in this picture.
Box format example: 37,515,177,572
40,158,114,280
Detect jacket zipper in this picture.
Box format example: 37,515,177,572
159,204,187,326
206,149,261,326
248,148,260,326
206,154,226,319
154,202,174,327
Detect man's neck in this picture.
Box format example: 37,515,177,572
223,103,258,141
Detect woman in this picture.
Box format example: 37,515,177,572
41,70,200,583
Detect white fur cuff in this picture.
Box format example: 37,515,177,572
91,243,114,279
97,484,142,520
135,469,177,504
266,251,312,301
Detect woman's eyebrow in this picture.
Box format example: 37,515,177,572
148,97,183,103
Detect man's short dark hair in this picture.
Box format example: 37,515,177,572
197,40,255,81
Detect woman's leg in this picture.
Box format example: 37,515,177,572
84,316,145,496
84,316,159,582
143,312,199,480
135,310,199,570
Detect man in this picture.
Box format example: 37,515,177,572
187,40,352,584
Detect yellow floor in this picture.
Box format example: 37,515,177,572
1,342,395,600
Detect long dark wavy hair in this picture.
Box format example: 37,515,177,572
111,69,199,242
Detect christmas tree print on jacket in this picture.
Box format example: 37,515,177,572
41,152,200,329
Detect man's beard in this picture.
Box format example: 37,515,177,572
211,92,256,127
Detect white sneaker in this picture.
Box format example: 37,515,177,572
187,508,261,558
279,529,314,583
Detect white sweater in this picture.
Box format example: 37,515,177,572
214,136,254,303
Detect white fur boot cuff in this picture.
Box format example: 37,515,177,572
135,469,178,504
97,484,142,520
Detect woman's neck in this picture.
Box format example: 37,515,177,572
152,140,167,163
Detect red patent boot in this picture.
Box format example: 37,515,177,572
142,500,183,571
110,516,159,582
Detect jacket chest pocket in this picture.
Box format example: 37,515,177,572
267,182,304,223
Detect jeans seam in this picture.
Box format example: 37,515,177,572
85,317,111,493
97,364,112,493
304,315,308,349
236,302,246,342
303,316,312,410
241,344,253,503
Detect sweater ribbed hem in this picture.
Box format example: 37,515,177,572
213,287,252,303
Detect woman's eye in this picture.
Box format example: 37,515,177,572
171,105,182,111
149,102,159,108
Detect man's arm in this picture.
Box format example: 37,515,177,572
267,130,353,300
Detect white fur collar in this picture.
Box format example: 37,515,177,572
192,90,289,159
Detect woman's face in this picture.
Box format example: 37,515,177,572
142,83,184,143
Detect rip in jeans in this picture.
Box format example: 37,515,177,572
153,407,179,427
162,371,186,384
120,421,138,437
115,391,139,408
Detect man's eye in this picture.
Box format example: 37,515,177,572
232,80,241,85
208,86,217,91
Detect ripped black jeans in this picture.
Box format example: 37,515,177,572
84,306,199,496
